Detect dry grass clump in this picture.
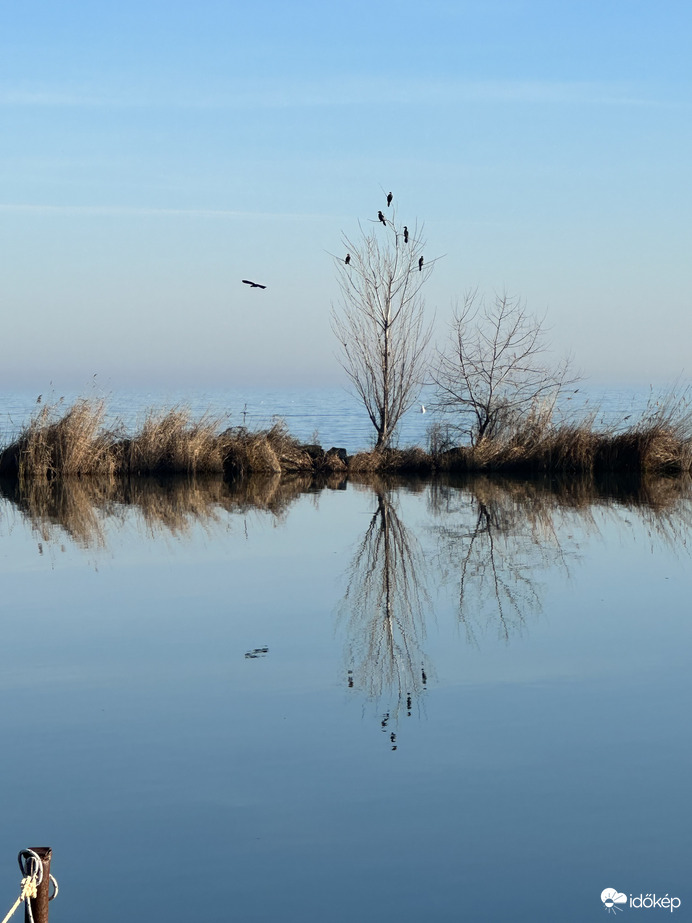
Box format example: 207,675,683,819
123,407,225,475
347,446,433,474
594,391,692,474
0,399,118,481
221,423,284,477
3,388,692,483
220,420,337,477
433,391,692,476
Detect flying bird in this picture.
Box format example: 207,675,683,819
418,256,424,271
345,253,351,265
242,279,267,289
378,210,387,225
387,191,393,207
403,226,409,243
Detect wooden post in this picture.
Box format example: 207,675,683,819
25,847,51,923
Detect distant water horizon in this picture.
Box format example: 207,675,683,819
0,380,685,455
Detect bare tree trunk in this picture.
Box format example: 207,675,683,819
332,201,436,451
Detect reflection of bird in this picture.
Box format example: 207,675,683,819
378,210,387,225
242,280,266,289
418,256,424,271
403,226,409,243
387,191,393,207
345,253,351,265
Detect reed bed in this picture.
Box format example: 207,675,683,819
431,391,692,476
123,407,225,475
1,391,692,481
0,399,118,481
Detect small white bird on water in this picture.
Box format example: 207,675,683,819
420,404,426,413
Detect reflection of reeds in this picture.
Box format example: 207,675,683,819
2,475,112,548
0,472,346,548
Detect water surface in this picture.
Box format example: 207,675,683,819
0,474,690,921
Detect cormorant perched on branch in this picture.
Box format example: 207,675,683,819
378,210,387,225
387,191,393,207
242,279,267,289
345,253,351,265
418,256,424,271
403,226,409,243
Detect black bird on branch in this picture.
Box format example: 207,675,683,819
345,253,351,265
387,191,393,207
378,210,387,226
403,226,409,243
242,280,267,289
418,256,424,271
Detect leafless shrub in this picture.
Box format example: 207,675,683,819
432,290,575,446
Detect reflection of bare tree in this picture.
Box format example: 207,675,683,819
338,482,430,719
430,474,692,644
431,477,577,644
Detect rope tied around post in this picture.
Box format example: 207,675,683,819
1,850,58,923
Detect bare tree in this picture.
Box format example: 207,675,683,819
432,290,574,445
332,206,435,450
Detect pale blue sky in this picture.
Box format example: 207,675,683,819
1,0,691,390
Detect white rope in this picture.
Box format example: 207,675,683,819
0,850,59,923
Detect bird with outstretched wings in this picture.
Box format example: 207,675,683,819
242,280,267,289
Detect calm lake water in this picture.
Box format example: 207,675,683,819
0,382,673,454
0,471,690,922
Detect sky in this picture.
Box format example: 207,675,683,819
1,0,691,392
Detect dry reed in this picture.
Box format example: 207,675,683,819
124,407,225,475
2,390,692,481
0,399,118,481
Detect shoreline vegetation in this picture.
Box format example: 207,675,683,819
1,393,692,482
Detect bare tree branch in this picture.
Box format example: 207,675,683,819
331,204,435,450
431,290,577,445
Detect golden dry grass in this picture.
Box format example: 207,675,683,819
1,399,118,481
2,391,692,482
124,407,226,475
